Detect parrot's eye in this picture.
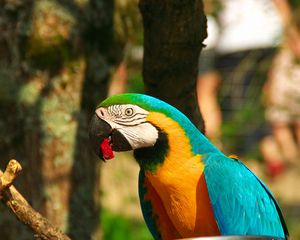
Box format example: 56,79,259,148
125,108,134,116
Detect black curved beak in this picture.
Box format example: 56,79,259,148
89,113,132,161
89,114,112,161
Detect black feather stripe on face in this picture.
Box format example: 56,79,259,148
111,129,132,152
133,127,169,173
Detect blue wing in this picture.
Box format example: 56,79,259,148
203,153,288,239
138,170,162,240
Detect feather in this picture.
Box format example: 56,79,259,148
204,153,287,238
95,93,289,239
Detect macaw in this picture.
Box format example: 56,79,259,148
89,93,288,240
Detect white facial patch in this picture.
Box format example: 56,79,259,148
95,104,159,149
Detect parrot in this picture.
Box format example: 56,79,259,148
89,93,289,240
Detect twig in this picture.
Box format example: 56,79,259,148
0,159,71,240
0,159,22,193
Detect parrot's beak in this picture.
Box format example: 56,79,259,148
89,113,132,161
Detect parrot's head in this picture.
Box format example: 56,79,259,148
89,93,216,171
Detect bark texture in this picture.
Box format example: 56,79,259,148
0,0,119,239
139,0,207,131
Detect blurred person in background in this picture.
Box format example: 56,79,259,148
215,0,283,118
262,5,300,177
198,0,285,155
197,0,222,148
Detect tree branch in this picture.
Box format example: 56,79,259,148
0,159,22,192
0,160,71,240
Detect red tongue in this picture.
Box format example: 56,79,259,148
100,138,114,160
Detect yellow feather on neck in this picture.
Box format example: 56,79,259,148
144,112,219,238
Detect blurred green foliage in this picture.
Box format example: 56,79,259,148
283,207,300,239
289,0,300,8
221,100,265,159
0,74,17,104
127,70,144,93
102,209,152,240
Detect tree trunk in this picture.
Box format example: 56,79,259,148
0,0,119,239
139,0,207,131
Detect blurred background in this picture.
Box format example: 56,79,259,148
0,0,300,239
